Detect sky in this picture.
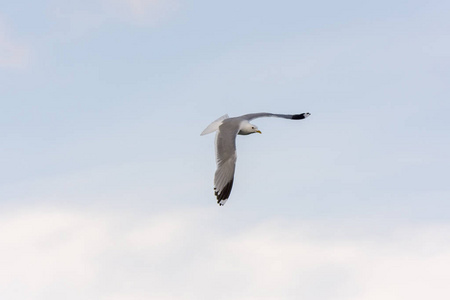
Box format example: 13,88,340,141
1,0,450,299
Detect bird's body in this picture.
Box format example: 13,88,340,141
201,112,310,206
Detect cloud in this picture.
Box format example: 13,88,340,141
110,0,180,24
51,0,180,32
0,20,29,69
1,207,450,300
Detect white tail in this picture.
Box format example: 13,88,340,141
200,114,229,136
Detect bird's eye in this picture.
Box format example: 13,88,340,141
252,127,255,129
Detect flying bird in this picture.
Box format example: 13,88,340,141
201,112,311,206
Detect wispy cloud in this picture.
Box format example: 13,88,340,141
109,0,180,24
51,0,180,33
0,20,30,69
1,207,449,299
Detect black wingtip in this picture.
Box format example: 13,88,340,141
292,112,311,120
215,179,234,205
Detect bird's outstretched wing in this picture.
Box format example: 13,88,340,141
241,112,310,121
214,122,240,206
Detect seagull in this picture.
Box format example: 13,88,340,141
201,112,311,206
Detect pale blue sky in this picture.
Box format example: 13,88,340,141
1,1,450,299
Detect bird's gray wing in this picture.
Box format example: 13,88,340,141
214,121,240,206
241,112,311,121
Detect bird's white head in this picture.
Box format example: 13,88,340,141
239,121,262,135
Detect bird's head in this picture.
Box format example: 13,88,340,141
252,124,262,134
240,122,261,135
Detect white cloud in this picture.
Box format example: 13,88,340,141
1,208,450,300
0,20,29,69
51,0,180,32
112,0,180,23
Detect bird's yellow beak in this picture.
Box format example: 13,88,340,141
256,130,262,134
